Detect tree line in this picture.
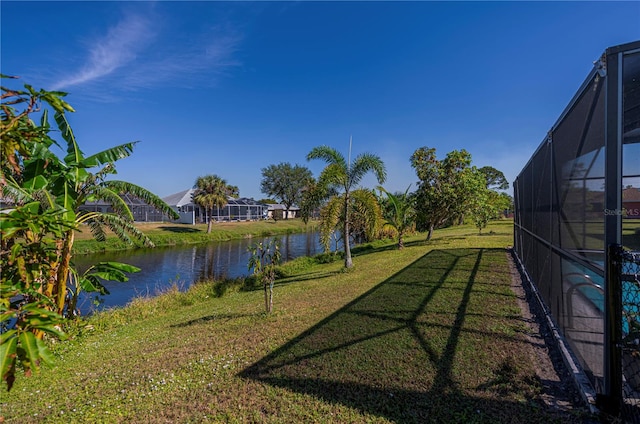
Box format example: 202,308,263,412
246,145,512,269
194,146,511,270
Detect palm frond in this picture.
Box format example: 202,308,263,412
54,112,83,165
319,195,343,251
192,174,233,216
306,145,347,169
90,185,135,221
76,210,107,239
350,153,387,186
350,188,383,241
83,142,137,168
103,180,179,220
1,179,34,204
317,163,346,191
89,213,155,248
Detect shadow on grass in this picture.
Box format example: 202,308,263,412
350,234,473,257
157,226,203,233
623,227,640,251
276,271,337,286
171,312,259,327
240,248,581,423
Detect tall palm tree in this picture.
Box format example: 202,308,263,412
193,174,237,234
307,144,386,268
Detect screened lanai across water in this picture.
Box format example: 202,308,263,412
513,40,640,418
162,188,267,224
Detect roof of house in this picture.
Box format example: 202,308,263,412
267,204,300,211
623,187,640,202
163,189,267,208
81,193,156,207
163,188,196,208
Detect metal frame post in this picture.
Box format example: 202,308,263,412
601,47,623,414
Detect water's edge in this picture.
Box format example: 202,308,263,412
74,232,327,314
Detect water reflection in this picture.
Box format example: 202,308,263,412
74,231,328,314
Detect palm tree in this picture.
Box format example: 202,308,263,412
307,144,386,268
378,186,416,249
193,174,237,233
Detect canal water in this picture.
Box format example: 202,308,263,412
73,231,330,314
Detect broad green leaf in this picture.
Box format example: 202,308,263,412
21,304,64,318
103,180,179,220
18,332,39,373
54,112,82,164
0,329,17,345
0,220,19,239
30,323,67,340
40,108,50,130
0,334,17,382
79,277,102,294
22,174,48,191
23,201,41,215
58,191,77,223
35,338,55,367
94,261,141,273
88,271,127,282
84,142,137,167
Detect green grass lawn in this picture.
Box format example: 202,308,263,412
1,220,590,423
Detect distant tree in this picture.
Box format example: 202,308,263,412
470,186,494,234
258,198,277,204
228,185,240,197
410,147,485,240
472,180,514,233
496,191,514,215
299,179,337,223
271,208,284,221
193,175,238,233
478,166,509,190
378,186,416,249
307,145,386,268
260,163,313,219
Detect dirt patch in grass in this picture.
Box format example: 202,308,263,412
506,249,596,422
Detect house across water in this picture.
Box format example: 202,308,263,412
162,188,268,224
79,188,270,224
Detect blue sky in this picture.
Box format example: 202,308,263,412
2,1,639,200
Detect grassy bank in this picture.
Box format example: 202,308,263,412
2,220,589,423
73,219,317,254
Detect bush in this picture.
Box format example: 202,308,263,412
314,251,342,264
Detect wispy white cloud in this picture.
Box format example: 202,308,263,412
52,12,156,90
51,8,243,99
120,27,242,91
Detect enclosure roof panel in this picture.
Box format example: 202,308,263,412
162,188,196,207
